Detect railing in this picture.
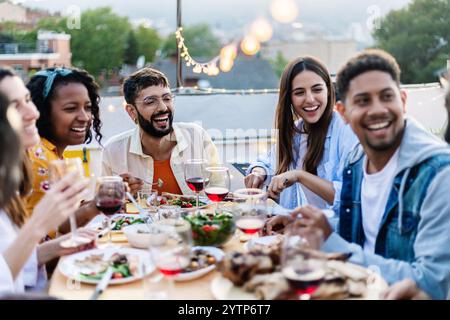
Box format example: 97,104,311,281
0,42,37,54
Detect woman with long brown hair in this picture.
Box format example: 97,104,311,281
245,56,358,210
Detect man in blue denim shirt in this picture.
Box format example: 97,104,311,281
294,50,450,299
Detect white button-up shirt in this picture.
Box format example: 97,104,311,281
101,122,219,195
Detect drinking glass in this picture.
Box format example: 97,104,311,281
149,219,192,299
204,166,230,212
281,223,326,300
95,176,125,247
48,158,90,248
233,188,268,241
184,159,208,211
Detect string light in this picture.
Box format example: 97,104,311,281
250,18,273,42
240,35,260,56
270,0,299,23
176,27,222,77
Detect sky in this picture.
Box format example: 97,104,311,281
12,0,413,39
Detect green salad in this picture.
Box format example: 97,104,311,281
183,211,235,247
111,216,145,231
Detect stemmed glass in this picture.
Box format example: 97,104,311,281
94,176,126,247
281,222,326,300
48,158,91,248
204,166,230,212
184,159,208,211
149,219,192,299
233,188,267,240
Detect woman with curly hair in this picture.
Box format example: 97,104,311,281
25,67,103,235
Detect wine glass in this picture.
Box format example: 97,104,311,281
281,223,326,300
149,219,192,299
233,188,267,241
48,158,90,248
184,159,208,212
95,176,126,247
204,166,230,212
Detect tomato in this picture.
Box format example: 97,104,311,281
160,199,167,205
201,225,218,232
112,272,123,279
184,202,193,208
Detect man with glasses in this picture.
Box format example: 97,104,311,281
102,67,219,195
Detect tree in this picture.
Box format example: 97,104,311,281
161,24,221,59
124,30,139,65
134,25,161,63
270,51,288,78
373,0,450,84
68,7,131,77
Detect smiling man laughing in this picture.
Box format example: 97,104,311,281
292,49,450,299
102,67,218,196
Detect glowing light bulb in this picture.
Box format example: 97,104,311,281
270,0,299,23
250,18,273,42
240,35,260,56
220,58,234,72
220,44,237,60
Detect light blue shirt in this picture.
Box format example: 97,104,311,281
247,111,359,211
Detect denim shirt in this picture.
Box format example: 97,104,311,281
247,111,358,210
323,119,450,299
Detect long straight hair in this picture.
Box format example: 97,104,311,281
275,56,335,175
0,68,33,227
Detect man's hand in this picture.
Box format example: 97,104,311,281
244,167,266,189
120,173,143,195
264,214,294,235
380,279,430,300
293,205,333,240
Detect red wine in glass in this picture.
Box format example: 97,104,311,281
282,266,325,298
186,177,209,192
156,256,190,276
96,198,124,216
236,217,265,234
205,187,229,202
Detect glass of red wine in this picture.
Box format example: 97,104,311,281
281,223,326,300
149,219,192,299
233,188,267,240
204,166,230,212
184,159,208,212
95,176,126,247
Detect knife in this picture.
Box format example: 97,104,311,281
89,267,114,300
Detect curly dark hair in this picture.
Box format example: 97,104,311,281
123,67,169,105
336,49,401,101
27,67,103,145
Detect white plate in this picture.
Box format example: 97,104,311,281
210,266,388,300
210,274,257,300
173,246,224,282
244,235,283,251
59,247,154,285
86,214,145,234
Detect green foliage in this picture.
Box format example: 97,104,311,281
161,24,221,60
270,51,288,78
68,7,131,76
134,25,161,63
124,30,139,65
373,0,450,84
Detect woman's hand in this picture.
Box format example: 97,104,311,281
267,170,302,199
30,171,90,237
37,229,97,265
244,167,266,189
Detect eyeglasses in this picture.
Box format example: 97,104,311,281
134,94,175,109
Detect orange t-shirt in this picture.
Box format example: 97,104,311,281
153,159,182,195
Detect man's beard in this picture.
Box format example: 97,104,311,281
136,109,173,138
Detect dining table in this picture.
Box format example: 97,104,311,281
48,202,388,300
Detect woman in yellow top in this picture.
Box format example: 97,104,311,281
25,67,103,234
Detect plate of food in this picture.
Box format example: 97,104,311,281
244,235,284,252
86,214,146,235
174,246,224,282
59,247,154,285
212,243,388,300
